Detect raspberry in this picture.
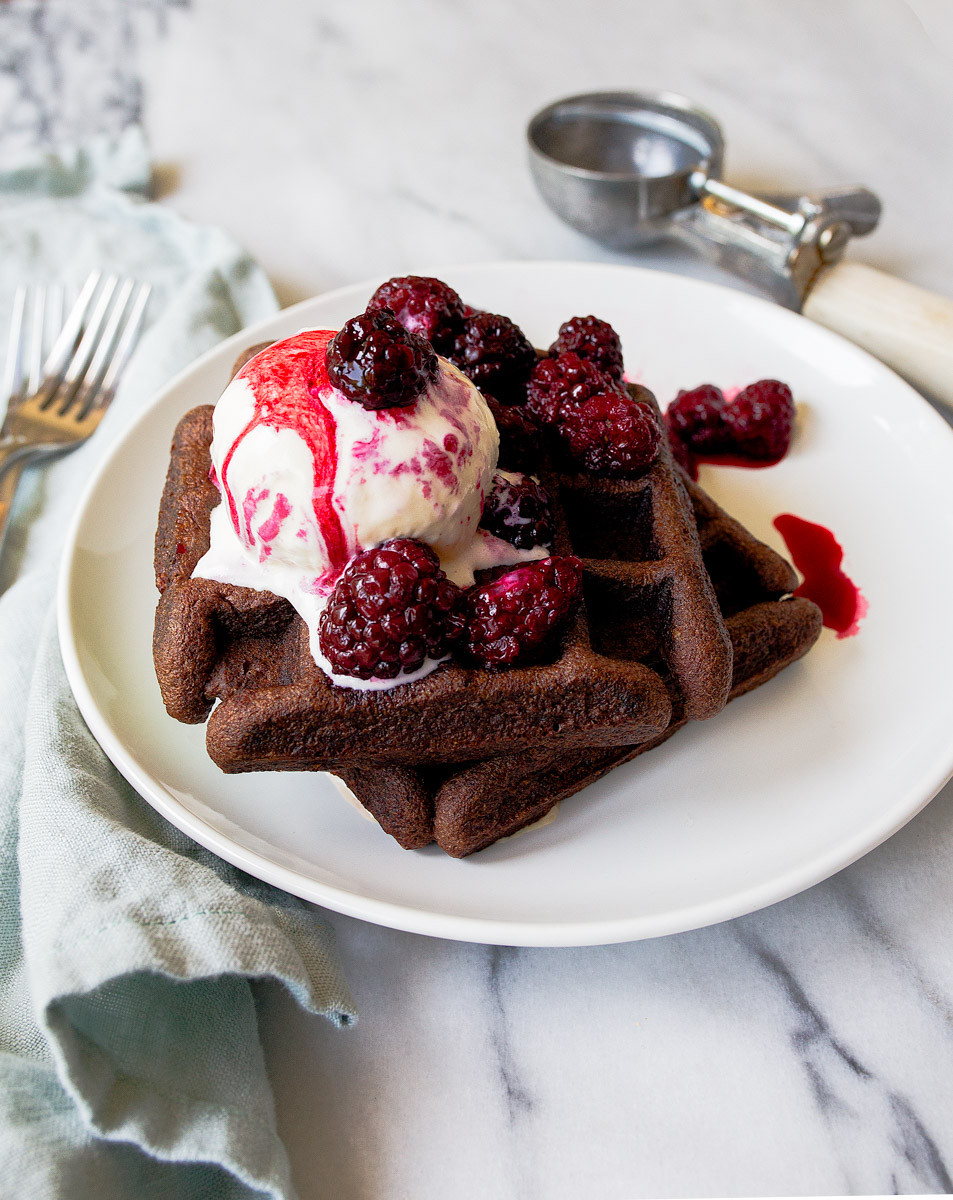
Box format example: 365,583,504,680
367,275,465,354
326,307,436,410
318,539,463,680
480,471,554,550
558,392,661,476
525,351,621,427
450,312,537,404
549,315,624,381
486,397,542,472
723,379,795,460
460,556,583,667
665,384,729,455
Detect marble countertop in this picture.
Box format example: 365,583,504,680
5,0,953,1195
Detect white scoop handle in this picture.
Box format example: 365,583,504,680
803,262,953,411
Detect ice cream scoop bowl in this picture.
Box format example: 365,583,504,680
528,90,727,250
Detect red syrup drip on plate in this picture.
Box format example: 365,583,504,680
219,330,350,582
679,451,785,482
773,513,867,638
695,450,785,472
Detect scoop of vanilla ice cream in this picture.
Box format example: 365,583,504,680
323,359,499,585
193,328,499,611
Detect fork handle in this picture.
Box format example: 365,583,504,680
0,436,32,483
0,456,26,561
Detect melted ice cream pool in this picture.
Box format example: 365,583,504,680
192,329,546,689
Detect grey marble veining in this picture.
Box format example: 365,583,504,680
4,0,953,1196
0,0,178,159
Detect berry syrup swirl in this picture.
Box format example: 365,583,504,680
221,330,349,584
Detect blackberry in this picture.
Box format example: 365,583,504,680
460,556,583,668
558,392,661,477
668,427,698,479
526,351,622,427
367,275,466,353
318,539,462,681
486,397,542,472
326,307,436,410
549,315,624,381
450,312,536,404
665,384,729,454
480,471,554,550
723,379,795,460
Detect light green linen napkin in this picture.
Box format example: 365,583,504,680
0,128,356,1199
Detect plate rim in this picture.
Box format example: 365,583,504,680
57,259,953,946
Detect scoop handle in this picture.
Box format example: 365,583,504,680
803,262,953,410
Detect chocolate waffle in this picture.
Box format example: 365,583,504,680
154,352,733,773
336,477,823,855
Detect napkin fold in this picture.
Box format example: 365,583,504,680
0,128,356,1199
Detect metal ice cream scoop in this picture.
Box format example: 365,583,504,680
528,91,953,408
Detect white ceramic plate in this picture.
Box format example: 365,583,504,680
58,262,953,946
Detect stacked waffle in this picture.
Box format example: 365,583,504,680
154,342,822,857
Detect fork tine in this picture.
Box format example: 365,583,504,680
80,277,135,403
36,284,65,400
36,270,102,401
3,286,27,405
46,275,120,414
97,282,151,400
27,286,46,395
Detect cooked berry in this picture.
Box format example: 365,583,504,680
487,397,542,472
450,312,537,404
525,351,621,427
723,378,795,460
367,275,466,353
326,307,437,410
667,427,698,479
480,471,554,550
558,392,661,476
460,556,583,667
665,384,729,455
318,538,463,680
549,315,624,381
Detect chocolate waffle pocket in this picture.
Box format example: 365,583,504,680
337,477,823,856
153,372,732,773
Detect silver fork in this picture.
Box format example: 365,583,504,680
0,272,150,554
0,282,67,556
